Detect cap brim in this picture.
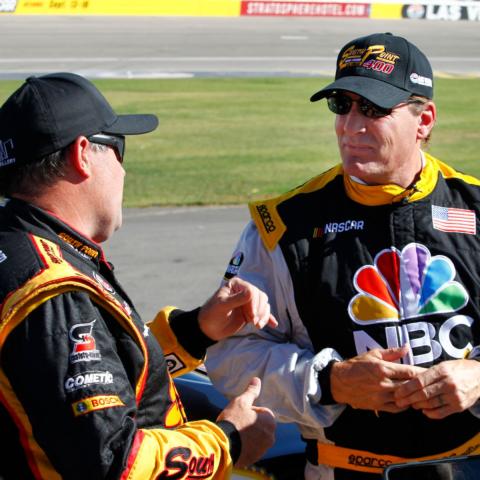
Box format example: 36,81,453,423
104,114,159,135
310,76,411,109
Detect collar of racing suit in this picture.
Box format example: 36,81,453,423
343,150,436,206
2,197,106,268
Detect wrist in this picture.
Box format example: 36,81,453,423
317,359,340,405
313,348,343,405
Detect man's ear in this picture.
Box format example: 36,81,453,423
69,136,92,179
417,102,436,142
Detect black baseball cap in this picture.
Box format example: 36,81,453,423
310,32,433,108
0,72,159,168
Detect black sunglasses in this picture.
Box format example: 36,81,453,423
326,93,394,119
87,133,125,163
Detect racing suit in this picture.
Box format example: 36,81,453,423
0,198,239,480
206,153,480,479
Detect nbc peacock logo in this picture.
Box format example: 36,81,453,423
348,243,473,364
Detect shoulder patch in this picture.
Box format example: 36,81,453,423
249,166,343,250
249,200,285,251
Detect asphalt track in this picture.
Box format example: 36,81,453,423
2,16,479,319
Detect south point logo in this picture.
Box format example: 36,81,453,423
349,243,473,365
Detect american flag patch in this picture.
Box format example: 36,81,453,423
431,205,477,235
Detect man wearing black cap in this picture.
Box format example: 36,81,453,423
206,33,480,479
0,73,277,479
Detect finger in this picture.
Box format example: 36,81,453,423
267,314,278,328
394,368,440,400
238,377,262,406
395,381,444,408
254,299,271,329
422,401,455,420
377,402,410,414
252,406,276,419
377,345,410,362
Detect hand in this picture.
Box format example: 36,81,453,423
198,277,278,341
394,359,480,419
217,377,276,468
330,345,425,413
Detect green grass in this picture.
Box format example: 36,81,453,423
1,77,479,206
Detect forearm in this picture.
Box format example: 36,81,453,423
207,335,344,429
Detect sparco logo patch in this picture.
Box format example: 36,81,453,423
348,454,392,469
69,320,102,363
65,371,114,392
158,448,215,479
164,353,186,375
256,204,276,233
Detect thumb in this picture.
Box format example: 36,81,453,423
239,377,261,406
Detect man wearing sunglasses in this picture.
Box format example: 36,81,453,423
0,73,277,479
206,32,480,479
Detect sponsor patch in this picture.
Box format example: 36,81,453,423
159,448,215,479
323,219,365,234
224,251,244,280
339,44,399,75
59,232,99,260
72,395,124,417
432,205,476,235
410,72,433,87
93,271,115,293
0,139,15,166
143,323,150,338
65,371,114,392
39,239,63,264
348,243,473,365
256,204,276,233
164,353,186,375
69,320,102,364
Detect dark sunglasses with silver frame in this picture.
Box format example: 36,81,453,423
326,92,426,119
87,133,126,163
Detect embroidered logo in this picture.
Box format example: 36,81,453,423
339,44,400,75
224,251,244,280
0,138,15,167
72,395,124,417
349,243,468,325
348,243,473,365
69,320,102,363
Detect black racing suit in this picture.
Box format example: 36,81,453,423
206,153,480,479
0,198,238,480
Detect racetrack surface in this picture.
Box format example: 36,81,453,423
103,206,250,320
3,16,479,319
1,16,479,79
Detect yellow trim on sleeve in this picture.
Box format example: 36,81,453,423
148,307,204,378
